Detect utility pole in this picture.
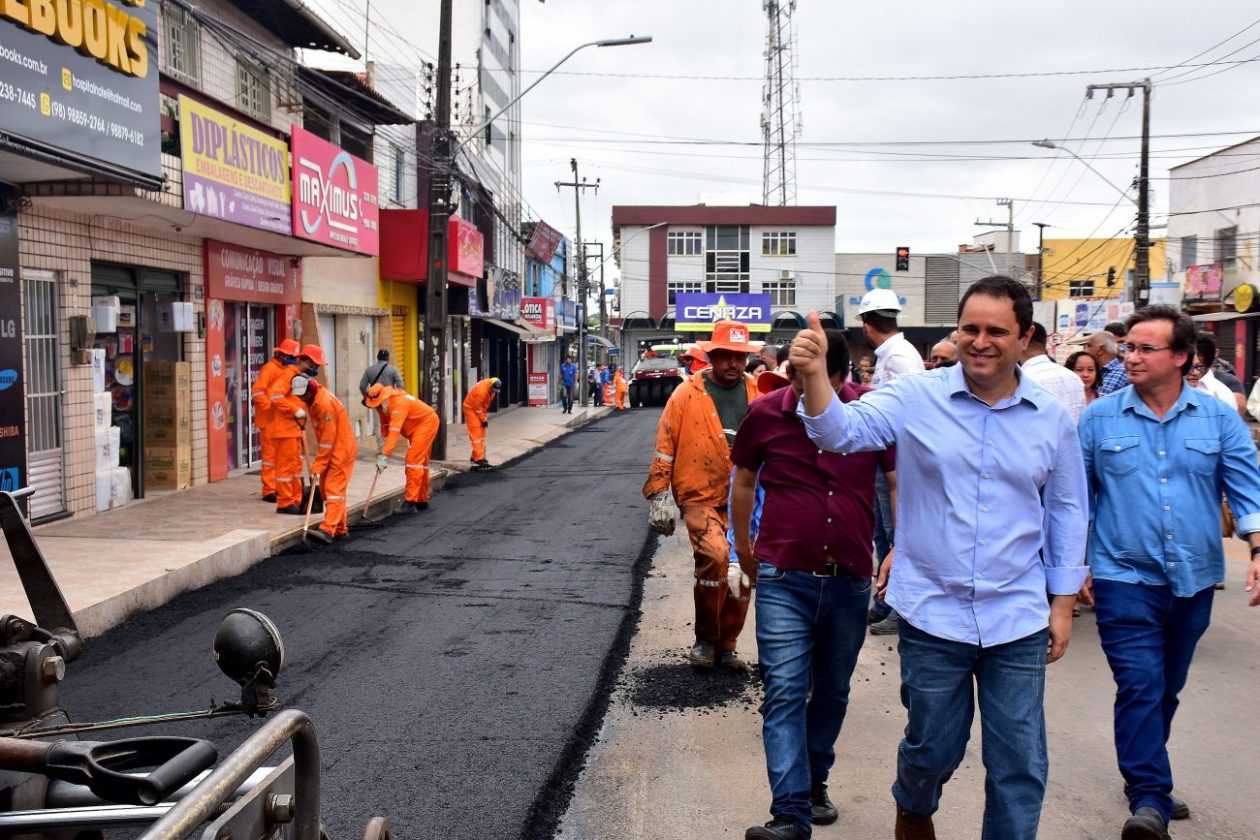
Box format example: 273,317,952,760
1033,222,1052,300
583,241,607,361
975,197,1016,277
423,0,453,458
554,159,599,405
1086,78,1152,303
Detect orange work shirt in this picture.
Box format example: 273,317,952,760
377,387,439,457
309,388,356,472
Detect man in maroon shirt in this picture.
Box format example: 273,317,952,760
732,330,896,840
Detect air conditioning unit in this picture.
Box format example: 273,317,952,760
779,270,794,280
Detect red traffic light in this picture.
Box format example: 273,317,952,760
895,246,910,271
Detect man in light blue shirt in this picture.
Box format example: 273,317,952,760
789,275,1088,840
1078,304,1260,840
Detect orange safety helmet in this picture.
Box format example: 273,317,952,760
298,344,326,366
364,382,390,408
273,338,300,357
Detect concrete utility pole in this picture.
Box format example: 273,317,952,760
423,0,454,458
1085,78,1152,303
1033,222,1052,300
975,197,1016,277
555,159,599,405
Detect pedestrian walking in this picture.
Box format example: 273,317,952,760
791,275,1088,840
366,383,439,511
1078,304,1260,840
292,375,356,542
252,338,299,502
588,364,603,406
359,349,404,397
267,343,323,514
644,320,761,669
1021,322,1086,423
732,335,895,840
614,367,629,410
464,377,501,469
856,287,923,637
1088,330,1130,396
561,354,578,413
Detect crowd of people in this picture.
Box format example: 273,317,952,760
641,277,1260,840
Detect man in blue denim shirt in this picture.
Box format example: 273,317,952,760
790,276,1088,840
1079,304,1260,840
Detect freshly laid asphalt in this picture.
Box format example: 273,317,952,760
58,408,660,840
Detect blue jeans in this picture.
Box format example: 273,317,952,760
1092,579,1214,822
755,563,870,830
894,620,1049,840
870,471,896,621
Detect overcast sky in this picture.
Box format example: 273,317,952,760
305,0,1260,283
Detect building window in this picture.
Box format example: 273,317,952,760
704,225,750,293
340,123,373,162
667,279,703,305
667,231,702,256
1217,226,1237,268
1069,279,1095,297
392,145,405,203
236,57,270,120
1180,235,1197,271
163,3,200,83
762,231,796,256
763,279,797,307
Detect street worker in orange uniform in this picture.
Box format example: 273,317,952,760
365,383,440,511
291,375,355,542
614,367,629,410
252,338,300,502
644,320,761,669
463,377,501,469
268,343,323,513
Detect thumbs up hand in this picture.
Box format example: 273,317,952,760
789,311,829,378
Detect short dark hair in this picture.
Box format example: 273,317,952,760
1028,322,1048,347
861,311,898,335
958,275,1033,335
776,343,791,365
825,329,850,380
1124,304,1196,375
1195,330,1218,368
377,349,390,361
1104,322,1127,339
746,357,768,375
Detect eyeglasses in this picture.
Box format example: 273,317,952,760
1190,363,1209,372
1126,344,1172,356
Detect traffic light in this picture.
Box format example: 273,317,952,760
895,246,910,272
1106,266,1117,286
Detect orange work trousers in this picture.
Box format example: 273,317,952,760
615,388,627,410
273,438,303,509
405,413,440,502
466,415,487,462
317,463,351,538
259,429,276,497
682,505,749,653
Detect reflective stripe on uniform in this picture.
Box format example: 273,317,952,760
318,444,333,449
694,577,723,588
471,437,484,445
653,451,674,463
260,460,275,467
270,394,285,400
389,426,402,432
325,495,345,501
405,464,429,471
276,476,294,483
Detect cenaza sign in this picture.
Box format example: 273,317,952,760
675,293,773,333
1,0,150,78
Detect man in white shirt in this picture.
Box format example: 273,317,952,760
1021,323,1086,423
1191,331,1237,408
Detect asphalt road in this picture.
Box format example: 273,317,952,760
59,408,661,840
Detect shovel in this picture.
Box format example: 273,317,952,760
301,473,321,543
360,464,387,523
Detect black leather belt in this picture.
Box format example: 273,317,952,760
810,563,849,578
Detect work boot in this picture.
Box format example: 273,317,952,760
306,529,332,545
262,493,276,503
276,505,303,515
894,805,936,840
810,782,837,825
475,459,494,470
717,651,749,671
870,613,900,635
1123,785,1189,820
1122,807,1171,840
687,640,716,668
745,816,808,840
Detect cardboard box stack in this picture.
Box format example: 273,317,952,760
143,361,191,490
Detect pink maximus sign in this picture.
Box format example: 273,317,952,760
290,126,380,255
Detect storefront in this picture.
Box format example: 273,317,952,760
520,297,559,406
203,240,301,481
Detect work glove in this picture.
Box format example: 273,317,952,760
294,408,307,428
376,454,389,471
727,559,751,595
647,492,678,537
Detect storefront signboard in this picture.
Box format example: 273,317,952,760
0,1,160,182
449,217,484,280
179,96,291,233
520,297,553,332
205,240,301,305
528,372,549,406
1184,263,1224,303
527,221,563,264
675,293,773,333
0,208,23,496
291,125,379,255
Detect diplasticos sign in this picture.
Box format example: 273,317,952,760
179,96,291,233
0,0,159,181
675,293,773,333
290,125,379,255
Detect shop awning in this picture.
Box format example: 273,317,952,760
1192,311,1260,322
587,334,615,347
483,317,554,342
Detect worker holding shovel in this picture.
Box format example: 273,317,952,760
292,375,355,543
365,383,439,512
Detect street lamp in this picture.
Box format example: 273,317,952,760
424,19,651,456
1031,140,1135,204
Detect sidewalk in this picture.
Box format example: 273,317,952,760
0,404,612,639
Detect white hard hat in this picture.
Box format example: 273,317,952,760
291,374,310,397
858,288,902,317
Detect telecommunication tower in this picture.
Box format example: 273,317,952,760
761,0,801,206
